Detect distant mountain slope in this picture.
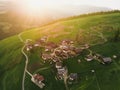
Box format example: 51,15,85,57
46,5,111,19
0,1,9,14
0,11,120,90
0,3,111,40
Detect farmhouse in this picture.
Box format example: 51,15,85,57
34,40,44,47
34,42,40,47
45,42,58,52
74,48,83,55
51,55,61,62
54,49,62,56
57,67,67,79
102,57,112,64
42,53,52,61
40,36,48,43
55,62,62,69
61,39,74,45
33,74,44,82
61,53,69,59
26,44,33,51
85,55,94,61
93,53,112,64
59,45,69,51
69,73,78,81
31,74,45,88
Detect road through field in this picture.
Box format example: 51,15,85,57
18,33,32,90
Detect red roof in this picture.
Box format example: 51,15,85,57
33,74,44,81
61,39,74,45
42,53,52,60
74,48,82,54
56,62,62,67
46,42,58,48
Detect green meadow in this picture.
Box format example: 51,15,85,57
0,11,120,90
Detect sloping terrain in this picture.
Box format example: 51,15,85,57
0,3,110,40
0,11,120,90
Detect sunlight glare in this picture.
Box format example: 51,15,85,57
25,0,44,13
17,0,47,17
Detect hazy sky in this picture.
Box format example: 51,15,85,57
71,0,120,9
73,0,120,9
1,0,120,10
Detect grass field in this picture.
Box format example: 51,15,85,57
0,11,120,90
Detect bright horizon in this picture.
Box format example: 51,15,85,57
5,0,120,10
0,0,120,20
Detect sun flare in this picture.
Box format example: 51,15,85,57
16,0,47,17
25,0,44,13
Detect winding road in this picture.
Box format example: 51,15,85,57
18,33,33,90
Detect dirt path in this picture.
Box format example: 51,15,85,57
18,33,33,90
63,68,69,90
34,67,50,74
64,75,69,90
96,31,107,42
90,30,108,46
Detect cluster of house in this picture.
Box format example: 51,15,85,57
25,36,48,51
85,53,112,64
25,37,83,88
41,39,81,84
55,61,78,84
25,36,91,64
41,39,88,82
42,39,89,62
25,36,115,89
56,63,68,80
25,36,113,65
31,74,45,88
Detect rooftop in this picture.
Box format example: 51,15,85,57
33,74,44,82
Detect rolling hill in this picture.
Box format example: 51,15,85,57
0,2,111,40
0,11,120,90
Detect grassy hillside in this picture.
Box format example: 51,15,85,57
0,11,120,90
